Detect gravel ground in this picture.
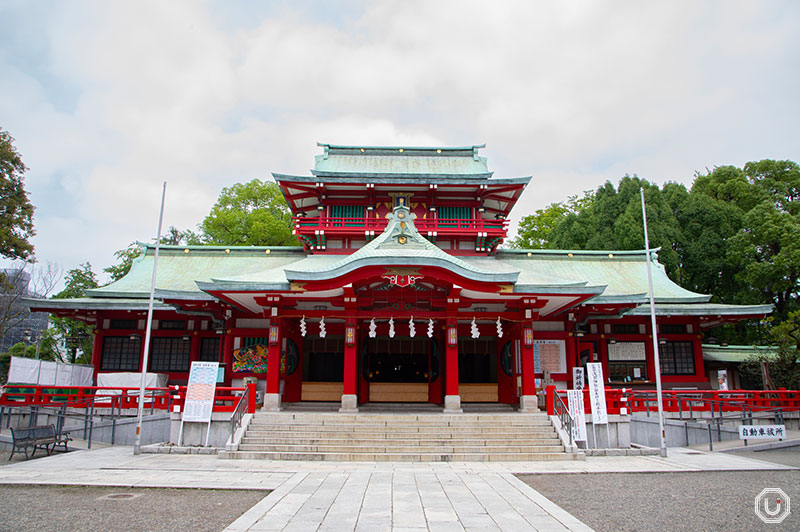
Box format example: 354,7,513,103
518,469,800,532
0,485,268,532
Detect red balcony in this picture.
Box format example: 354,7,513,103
293,216,509,238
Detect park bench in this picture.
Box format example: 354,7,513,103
9,424,72,460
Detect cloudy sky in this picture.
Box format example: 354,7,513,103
1,0,798,286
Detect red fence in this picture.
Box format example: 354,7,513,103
550,387,800,415
0,385,256,414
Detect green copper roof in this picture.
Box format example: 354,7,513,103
87,245,307,298
702,344,777,363
311,143,493,178
492,249,711,303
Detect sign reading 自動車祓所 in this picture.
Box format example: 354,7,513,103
183,361,219,423
739,425,786,440
586,362,608,425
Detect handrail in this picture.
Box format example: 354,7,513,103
0,385,247,413
294,216,509,233
551,387,574,448
230,385,250,444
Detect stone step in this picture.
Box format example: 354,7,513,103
226,410,574,462
236,443,567,453
220,450,580,462
240,435,560,445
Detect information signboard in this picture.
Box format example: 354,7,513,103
586,362,608,424
567,389,587,442
739,425,785,440
572,367,585,390
183,361,219,423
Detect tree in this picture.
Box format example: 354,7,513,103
549,176,683,279
103,242,144,283
740,312,800,389
50,263,99,363
511,192,593,249
200,179,299,246
0,128,35,260
160,226,202,246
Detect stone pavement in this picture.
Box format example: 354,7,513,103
0,446,794,531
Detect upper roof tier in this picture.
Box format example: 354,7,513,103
311,144,493,178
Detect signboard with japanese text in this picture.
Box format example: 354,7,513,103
533,340,566,373
567,389,587,442
739,425,785,440
572,367,585,390
182,361,219,423
586,362,608,424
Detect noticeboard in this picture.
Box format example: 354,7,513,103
182,361,219,423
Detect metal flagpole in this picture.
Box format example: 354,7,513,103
133,182,166,455
640,188,667,458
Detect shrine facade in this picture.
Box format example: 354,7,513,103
32,144,771,412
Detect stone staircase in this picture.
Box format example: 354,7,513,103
221,409,580,461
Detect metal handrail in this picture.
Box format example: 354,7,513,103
551,387,574,448
230,386,250,443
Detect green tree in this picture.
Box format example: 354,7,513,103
103,242,144,283
200,179,298,246
0,128,35,260
160,226,202,246
51,263,99,363
549,176,683,279
740,312,800,389
511,192,593,249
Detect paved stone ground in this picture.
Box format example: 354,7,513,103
0,445,794,531
0,485,268,532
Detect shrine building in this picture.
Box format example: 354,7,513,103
31,144,771,412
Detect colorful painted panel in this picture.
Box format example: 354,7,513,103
232,343,268,373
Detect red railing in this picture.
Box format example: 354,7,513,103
294,216,509,235
550,387,800,415
0,385,255,414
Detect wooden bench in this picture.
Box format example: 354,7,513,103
9,424,72,460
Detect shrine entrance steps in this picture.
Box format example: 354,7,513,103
220,406,580,462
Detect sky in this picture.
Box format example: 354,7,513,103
1,0,798,288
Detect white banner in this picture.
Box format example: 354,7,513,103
586,362,608,425
182,361,219,423
567,389,587,442
8,357,94,386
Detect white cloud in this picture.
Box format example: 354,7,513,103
0,0,797,282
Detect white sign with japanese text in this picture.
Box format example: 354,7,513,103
567,389,587,442
573,367,585,390
182,361,219,423
739,425,786,440
586,362,608,424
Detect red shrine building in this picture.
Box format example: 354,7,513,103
32,144,771,412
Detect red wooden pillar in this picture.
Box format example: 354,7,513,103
341,320,359,412
264,319,281,411
520,324,537,411
222,326,234,387
444,318,461,412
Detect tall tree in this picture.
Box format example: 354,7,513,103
511,192,593,249
200,179,298,246
0,128,35,260
50,263,99,363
